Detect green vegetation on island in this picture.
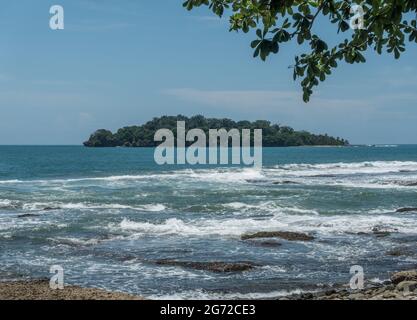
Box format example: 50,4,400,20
83,115,349,147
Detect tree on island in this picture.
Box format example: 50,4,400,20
183,0,417,101
83,115,349,147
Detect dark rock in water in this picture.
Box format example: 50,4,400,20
391,270,417,284
17,214,40,218
373,231,391,238
325,289,337,296
272,181,299,185
386,248,413,257
155,260,256,273
396,207,417,213
372,226,395,237
311,174,337,178
43,207,61,211
241,231,314,241
300,293,314,299
403,182,417,186
356,232,369,236
278,269,417,300
246,179,267,184
388,181,417,187
247,240,282,248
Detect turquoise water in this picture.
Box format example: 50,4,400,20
1,145,417,299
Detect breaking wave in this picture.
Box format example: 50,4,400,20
270,161,417,177
114,213,417,239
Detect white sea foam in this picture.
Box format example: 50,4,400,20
114,213,417,239
270,161,417,177
223,202,319,215
0,167,264,186
0,179,21,184
188,167,264,183
0,199,13,208
2,161,416,190
146,288,315,300
20,202,166,212
49,237,102,246
140,204,166,212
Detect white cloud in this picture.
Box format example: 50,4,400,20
68,22,135,32
164,88,299,109
164,88,373,110
376,66,417,87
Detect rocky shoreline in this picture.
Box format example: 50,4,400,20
282,269,417,300
1,230,416,300
0,280,143,300
1,269,416,300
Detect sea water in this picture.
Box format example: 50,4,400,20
0,145,417,299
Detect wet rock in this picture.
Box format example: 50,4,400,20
372,226,392,237
374,232,390,238
155,260,256,273
247,240,282,248
386,248,412,257
43,207,61,211
396,281,417,292
241,231,314,241
325,289,337,296
17,214,40,218
382,292,398,299
391,270,417,285
278,272,417,300
348,293,365,300
300,293,314,299
272,181,300,185
396,207,417,213
402,182,417,187
311,174,337,178
353,231,369,236
245,179,267,184
391,180,417,187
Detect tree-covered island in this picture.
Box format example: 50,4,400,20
83,115,349,147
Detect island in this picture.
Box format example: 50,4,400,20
83,115,349,147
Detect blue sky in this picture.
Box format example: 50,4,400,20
0,0,416,145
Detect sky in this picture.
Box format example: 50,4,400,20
0,0,416,145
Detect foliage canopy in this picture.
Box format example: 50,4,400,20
183,0,417,101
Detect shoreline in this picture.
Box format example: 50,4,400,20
1,269,416,300
0,280,143,300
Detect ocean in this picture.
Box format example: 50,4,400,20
1,145,417,299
